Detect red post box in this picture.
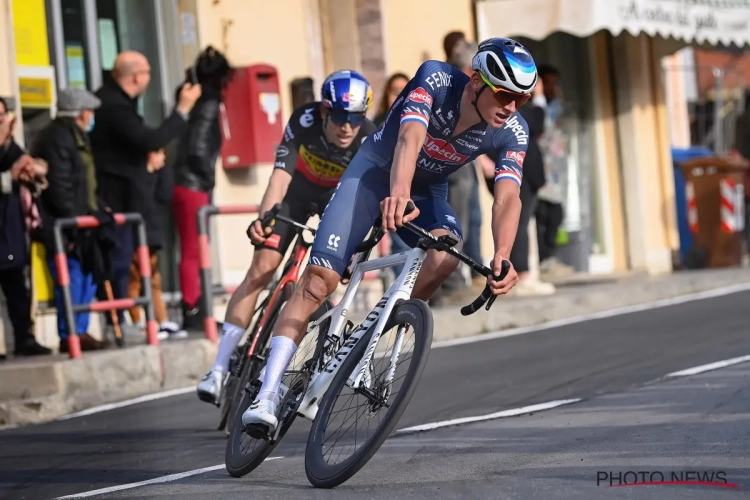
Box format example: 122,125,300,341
220,64,283,168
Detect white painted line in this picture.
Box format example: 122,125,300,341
432,282,750,350
665,354,750,378
56,386,195,421
53,457,284,499
9,282,746,427
393,398,583,436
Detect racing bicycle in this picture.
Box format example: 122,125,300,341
225,202,509,487
214,203,333,435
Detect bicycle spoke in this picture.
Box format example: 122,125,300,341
317,322,417,465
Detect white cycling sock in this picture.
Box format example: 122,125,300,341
212,322,245,373
257,336,297,405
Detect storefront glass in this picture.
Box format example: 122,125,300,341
518,33,601,272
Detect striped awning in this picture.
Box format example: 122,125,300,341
476,0,750,47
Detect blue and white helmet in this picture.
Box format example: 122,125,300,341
472,38,537,94
321,70,373,113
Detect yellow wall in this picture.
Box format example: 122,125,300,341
381,0,474,76
195,0,320,284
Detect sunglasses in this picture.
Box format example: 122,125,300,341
329,109,366,127
479,73,531,107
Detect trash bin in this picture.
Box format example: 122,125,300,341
672,146,713,262
677,156,748,268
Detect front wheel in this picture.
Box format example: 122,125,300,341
304,299,433,488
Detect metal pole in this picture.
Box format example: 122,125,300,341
197,205,218,343
134,215,159,346
53,220,81,358
714,67,724,155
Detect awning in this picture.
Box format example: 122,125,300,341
476,0,750,47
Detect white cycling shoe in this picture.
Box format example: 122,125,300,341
196,369,225,406
241,398,279,433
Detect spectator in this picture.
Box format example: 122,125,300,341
443,31,466,62
373,73,409,127
127,149,187,339
32,88,111,351
0,97,52,356
374,72,411,277
90,50,201,335
171,46,233,331
535,64,574,278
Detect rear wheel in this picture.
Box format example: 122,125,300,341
305,300,433,488
224,298,334,477
222,284,290,436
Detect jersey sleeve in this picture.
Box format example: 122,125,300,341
399,61,449,129
273,109,303,176
493,115,530,187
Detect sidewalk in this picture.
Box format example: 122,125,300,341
2,267,749,427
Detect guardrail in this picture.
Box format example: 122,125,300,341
196,204,395,340
53,213,158,359
197,204,261,342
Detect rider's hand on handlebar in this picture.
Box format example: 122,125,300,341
248,219,273,245
488,255,519,295
380,196,420,232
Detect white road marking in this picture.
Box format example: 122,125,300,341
432,282,750,349
665,354,750,377
393,398,583,436
11,282,747,426
56,387,196,421
53,457,284,499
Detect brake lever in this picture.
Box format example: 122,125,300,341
459,260,510,316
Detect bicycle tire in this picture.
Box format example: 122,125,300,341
223,284,293,435
225,296,336,478
217,294,271,432
304,299,433,488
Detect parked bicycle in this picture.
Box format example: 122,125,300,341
225,202,509,487
216,203,333,435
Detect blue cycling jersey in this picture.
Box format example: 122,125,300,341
359,60,530,186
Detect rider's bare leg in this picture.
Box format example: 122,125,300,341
409,228,460,301
210,249,283,373
255,264,341,403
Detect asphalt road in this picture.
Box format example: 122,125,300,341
2,290,750,499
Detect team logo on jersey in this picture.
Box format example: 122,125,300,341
503,115,528,145
298,145,346,186
456,139,479,151
276,145,290,157
407,87,433,107
423,133,468,164
506,150,526,167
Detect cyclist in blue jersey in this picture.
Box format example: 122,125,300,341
242,38,538,432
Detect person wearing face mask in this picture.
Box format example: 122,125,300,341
31,88,111,351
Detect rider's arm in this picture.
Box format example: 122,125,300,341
260,118,299,215
390,121,427,197
259,169,292,216
490,129,529,264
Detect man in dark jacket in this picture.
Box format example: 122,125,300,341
0,97,52,356
31,88,110,352
90,51,201,329
171,46,233,330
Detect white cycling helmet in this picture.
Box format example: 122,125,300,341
471,37,538,95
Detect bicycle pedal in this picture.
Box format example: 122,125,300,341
243,423,271,441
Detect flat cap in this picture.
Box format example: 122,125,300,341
57,87,101,116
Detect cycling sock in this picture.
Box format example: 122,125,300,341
212,322,245,373
257,336,297,405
